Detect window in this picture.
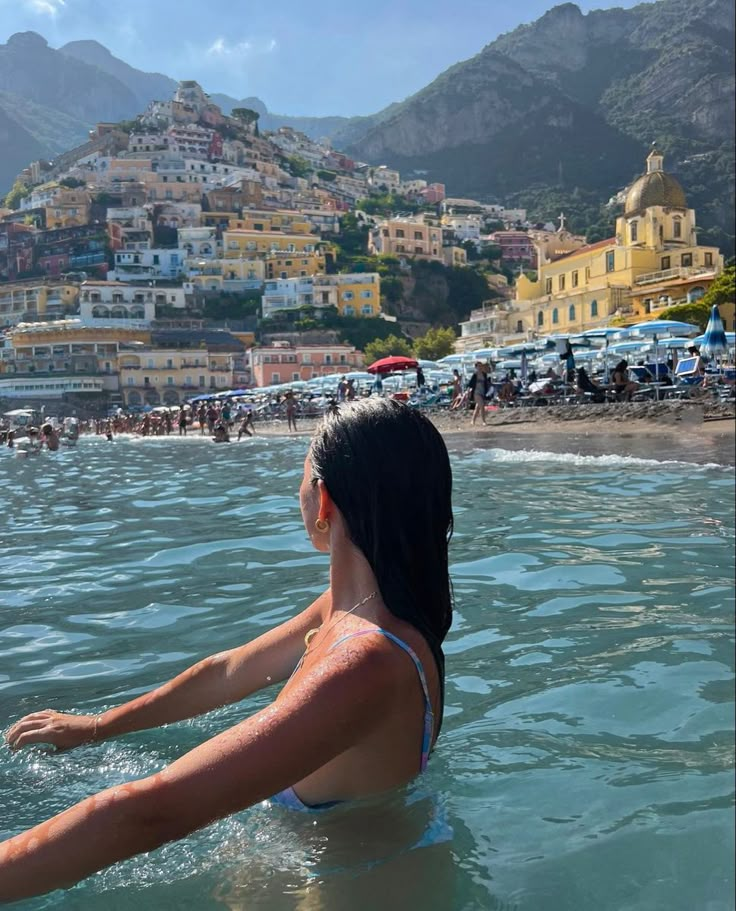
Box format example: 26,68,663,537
185,376,193,386
293,372,300,381
681,253,692,267
572,271,579,288
325,355,332,365
166,359,173,368
545,278,553,295
415,246,423,254
340,355,347,364
147,359,154,368
673,218,682,239
661,256,671,270
396,229,405,238
127,377,134,386
516,320,523,333
568,304,576,321
343,306,355,316
361,305,373,316
552,308,559,325
153,255,160,265
343,291,354,301
271,372,280,383
630,220,638,242
167,377,174,385
605,251,615,272
199,375,205,386
705,252,713,267
414,231,423,240
590,299,598,317
559,275,566,291
360,290,373,298
537,311,544,327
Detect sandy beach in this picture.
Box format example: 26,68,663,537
253,400,735,466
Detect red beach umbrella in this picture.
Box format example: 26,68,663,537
366,355,419,374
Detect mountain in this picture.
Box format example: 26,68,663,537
342,0,735,251
59,39,177,112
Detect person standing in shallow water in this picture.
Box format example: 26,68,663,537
285,391,298,432
468,362,489,426
0,400,453,902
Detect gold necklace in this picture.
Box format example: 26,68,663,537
304,590,378,649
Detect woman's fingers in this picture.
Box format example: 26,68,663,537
11,728,56,749
5,712,56,745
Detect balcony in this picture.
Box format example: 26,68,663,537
634,266,715,286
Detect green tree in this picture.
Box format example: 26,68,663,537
59,177,86,189
412,327,457,360
658,300,711,331
363,334,413,364
4,181,31,210
285,155,310,179
232,108,260,129
700,264,735,311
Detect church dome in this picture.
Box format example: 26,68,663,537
624,148,687,216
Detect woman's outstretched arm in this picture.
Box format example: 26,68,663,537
0,636,397,903
4,590,331,751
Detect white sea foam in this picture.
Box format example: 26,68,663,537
463,447,727,471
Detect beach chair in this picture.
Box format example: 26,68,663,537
673,356,706,399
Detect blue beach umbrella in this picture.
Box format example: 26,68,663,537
629,319,699,336
692,331,736,348
701,305,728,358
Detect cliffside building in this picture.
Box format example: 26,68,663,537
506,149,725,339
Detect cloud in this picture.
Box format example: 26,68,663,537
23,0,65,14
206,36,276,58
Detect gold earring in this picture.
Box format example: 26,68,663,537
315,517,330,533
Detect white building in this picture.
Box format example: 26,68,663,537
369,166,401,191
179,227,219,259
441,213,483,245
107,248,187,282
78,282,186,323
262,278,314,318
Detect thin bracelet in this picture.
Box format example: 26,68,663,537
92,714,100,742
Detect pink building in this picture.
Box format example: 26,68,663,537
420,183,446,204
249,342,363,387
488,230,537,267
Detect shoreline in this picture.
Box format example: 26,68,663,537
231,401,736,466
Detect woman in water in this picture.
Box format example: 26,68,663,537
0,399,453,902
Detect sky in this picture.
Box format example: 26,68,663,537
0,0,650,117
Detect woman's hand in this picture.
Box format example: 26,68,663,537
4,710,97,751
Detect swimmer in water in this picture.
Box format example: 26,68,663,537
0,400,452,902
40,423,60,452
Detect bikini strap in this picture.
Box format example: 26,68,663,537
328,628,434,772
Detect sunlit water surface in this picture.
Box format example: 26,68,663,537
0,436,733,911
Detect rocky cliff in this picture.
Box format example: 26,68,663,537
343,0,734,250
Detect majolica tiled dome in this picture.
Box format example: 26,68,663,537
624,149,687,216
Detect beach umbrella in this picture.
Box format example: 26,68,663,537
605,340,653,354
367,355,418,374
469,348,500,361
701,305,728,358
652,336,693,349
692,331,736,348
629,319,699,336
582,327,627,339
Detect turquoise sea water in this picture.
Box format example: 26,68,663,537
0,435,734,911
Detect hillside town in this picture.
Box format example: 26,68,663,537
0,78,728,413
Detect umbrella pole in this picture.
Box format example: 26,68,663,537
653,333,660,402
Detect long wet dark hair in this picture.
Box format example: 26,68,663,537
309,398,453,730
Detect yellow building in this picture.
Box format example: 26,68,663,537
44,190,92,230
512,148,723,337
265,252,326,280
0,281,79,327
312,273,381,317
186,258,265,292
118,348,233,407
228,213,313,235
223,229,322,259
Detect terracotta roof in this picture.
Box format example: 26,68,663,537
552,237,616,263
